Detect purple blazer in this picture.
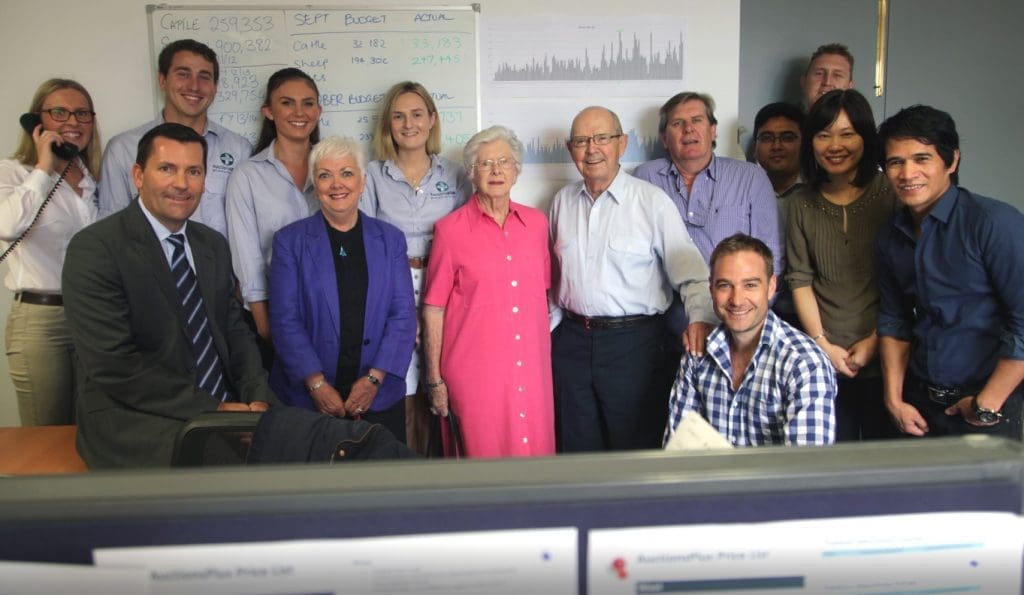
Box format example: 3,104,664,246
268,211,416,411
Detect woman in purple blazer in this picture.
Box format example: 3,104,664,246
269,136,416,441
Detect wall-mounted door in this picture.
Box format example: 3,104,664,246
884,0,1021,207
740,0,1022,208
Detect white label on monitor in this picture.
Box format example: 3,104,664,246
588,512,1023,594
94,527,577,594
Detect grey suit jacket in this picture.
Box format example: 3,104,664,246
62,201,277,468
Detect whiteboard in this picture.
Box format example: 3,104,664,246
147,5,480,158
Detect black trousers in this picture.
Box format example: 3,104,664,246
903,375,1023,440
552,316,677,452
835,375,898,441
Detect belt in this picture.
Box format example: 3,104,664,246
923,383,982,406
15,291,63,306
408,256,428,269
564,310,653,330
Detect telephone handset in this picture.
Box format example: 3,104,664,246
20,113,79,161
0,115,78,262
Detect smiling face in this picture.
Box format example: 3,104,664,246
471,140,519,203
755,116,801,183
389,91,436,154
39,88,94,153
314,153,365,227
711,250,777,343
661,98,717,172
812,110,864,184
801,52,853,107
262,79,322,144
884,138,959,220
567,107,627,196
159,50,216,123
133,137,205,233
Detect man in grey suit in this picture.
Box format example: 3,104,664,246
63,123,277,468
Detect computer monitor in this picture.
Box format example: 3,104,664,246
1,436,1022,593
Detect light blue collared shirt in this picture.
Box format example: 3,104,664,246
359,155,470,258
225,140,317,304
634,155,781,274
98,116,252,238
137,198,195,272
549,168,715,323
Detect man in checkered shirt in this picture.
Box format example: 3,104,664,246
664,234,837,446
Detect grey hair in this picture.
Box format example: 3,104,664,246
658,92,717,134
463,125,524,174
309,135,366,180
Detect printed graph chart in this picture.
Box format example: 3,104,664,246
493,31,683,82
485,19,686,84
483,17,688,99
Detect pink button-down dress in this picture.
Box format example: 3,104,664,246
423,195,555,457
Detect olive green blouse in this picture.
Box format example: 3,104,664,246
785,171,898,351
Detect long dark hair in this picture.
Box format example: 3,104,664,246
800,89,879,189
252,68,321,155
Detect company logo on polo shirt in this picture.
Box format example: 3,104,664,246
220,153,235,167
435,181,449,193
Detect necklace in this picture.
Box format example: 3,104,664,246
401,160,430,194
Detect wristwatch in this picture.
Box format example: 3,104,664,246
971,395,1004,424
366,373,381,387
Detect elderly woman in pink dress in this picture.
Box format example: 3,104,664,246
422,125,554,458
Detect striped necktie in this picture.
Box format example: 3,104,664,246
167,233,231,402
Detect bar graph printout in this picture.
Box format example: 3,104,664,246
588,512,1024,594
482,16,688,167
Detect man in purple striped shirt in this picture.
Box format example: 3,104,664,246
634,92,779,342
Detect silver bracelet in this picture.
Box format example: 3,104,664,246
426,378,445,390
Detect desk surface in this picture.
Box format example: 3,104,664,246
0,425,86,475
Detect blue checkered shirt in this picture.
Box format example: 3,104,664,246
664,311,837,446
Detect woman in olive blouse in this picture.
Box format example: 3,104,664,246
785,89,898,441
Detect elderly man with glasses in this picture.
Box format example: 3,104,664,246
548,105,715,452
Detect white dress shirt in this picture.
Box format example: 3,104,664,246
549,168,714,323
0,159,98,293
98,116,252,238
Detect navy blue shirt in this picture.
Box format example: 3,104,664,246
875,185,1024,388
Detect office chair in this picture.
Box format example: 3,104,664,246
170,411,263,467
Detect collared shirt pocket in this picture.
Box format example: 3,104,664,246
606,235,653,284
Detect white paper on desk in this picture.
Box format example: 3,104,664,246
664,411,734,451
95,527,578,595
0,560,150,594
587,512,1024,595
